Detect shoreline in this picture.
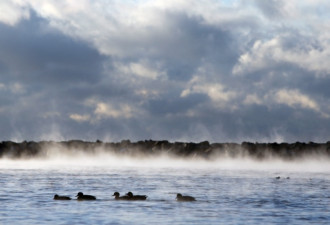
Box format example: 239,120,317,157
1,140,330,160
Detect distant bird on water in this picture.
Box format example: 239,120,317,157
53,194,71,200
126,192,147,200
112,192,131,200
76,192,96,200
176,193,196,201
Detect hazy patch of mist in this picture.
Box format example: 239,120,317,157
0,145,329,173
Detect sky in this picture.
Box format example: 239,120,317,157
1,0,330,143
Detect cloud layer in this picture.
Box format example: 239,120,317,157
1,0,330,142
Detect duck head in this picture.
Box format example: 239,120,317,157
176,193,182,199
112,192,120,197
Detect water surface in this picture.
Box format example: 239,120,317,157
0,156,329,224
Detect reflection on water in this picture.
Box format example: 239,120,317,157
0,155,329,224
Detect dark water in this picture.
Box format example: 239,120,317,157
0,156,329,224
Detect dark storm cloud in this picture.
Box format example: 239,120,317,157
0,13,108,140
161,12,238,81
1,0,330,142
0,14,105,85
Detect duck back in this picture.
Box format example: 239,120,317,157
176,193,196,201
54,194,71,200
131,195,147,200
126,192,147,200
76,192,96,200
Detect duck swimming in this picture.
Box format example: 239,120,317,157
112,192,130,200
176,193,196,201
76,192,96,200
126,192,147,200
53,194,71,200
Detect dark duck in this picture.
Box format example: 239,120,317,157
76,192,96,200
112,192,131,200
176,193,196,201
53,194,71,200
126,192,147,200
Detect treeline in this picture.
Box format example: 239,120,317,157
0,140,330,160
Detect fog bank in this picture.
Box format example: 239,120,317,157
0,140,330,172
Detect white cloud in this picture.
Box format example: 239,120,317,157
69,113,90,122
0,83,6,90
272,88,330,119
114,61,166,80
233,38,281,75
233,35,330,76
83,97,140,120
273,89,319,111
94,102,134,119
181,74,236,108
10,83,25,94
0,0,30,26
243,94,263,105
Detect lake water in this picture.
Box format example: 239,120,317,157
0,154,329,225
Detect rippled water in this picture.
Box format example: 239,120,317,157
0,156,329,225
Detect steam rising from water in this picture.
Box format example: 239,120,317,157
1,146,330,173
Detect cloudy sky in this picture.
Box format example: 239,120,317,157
1,0,330,143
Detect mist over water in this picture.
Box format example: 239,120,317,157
1,146,329,224
1,146,330,173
